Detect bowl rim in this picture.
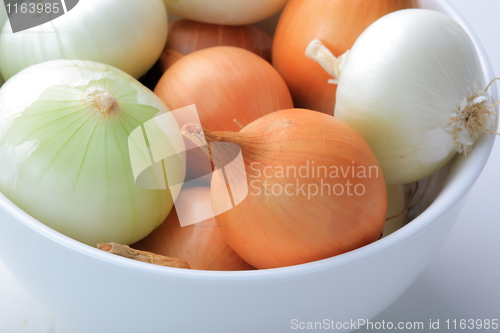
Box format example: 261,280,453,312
0,0,497,281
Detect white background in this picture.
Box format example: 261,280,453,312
0,1,499,332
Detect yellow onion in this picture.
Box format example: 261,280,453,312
133,186,254,271
155,46,293,183
272,0,417,114
142,20,273,89
182,109,387,269
166,19,273,63
155,46,293,132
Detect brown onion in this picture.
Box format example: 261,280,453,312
182,109,387,269
155,46,293,182
272,0,417,115
155,46,293,131
166,20,273,62
132,186,254,271
140,20,273,90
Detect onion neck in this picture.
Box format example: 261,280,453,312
447,91,497,153
305,39,349,85
181,123,249,147
181,123,254,171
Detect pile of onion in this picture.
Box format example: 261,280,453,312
182,109,387,269
1,0,481,273
272,0,416,114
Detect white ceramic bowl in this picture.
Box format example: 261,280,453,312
0,1,496,332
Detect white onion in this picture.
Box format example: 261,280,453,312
0,0,168,80
307,9,494,184
0,59,185,246
164,0,288,25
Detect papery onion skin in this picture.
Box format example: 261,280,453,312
164,0,288,26
133,186,254,271
334,9,488,184
166,19,273,62
0,60,185,246
200,109,387,269
141,20,273,90
0,0,168,80
272,0,417,115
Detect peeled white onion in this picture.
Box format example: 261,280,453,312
0,0,168,80
164,0,288,25
0,59,185,246
307,9,494,184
